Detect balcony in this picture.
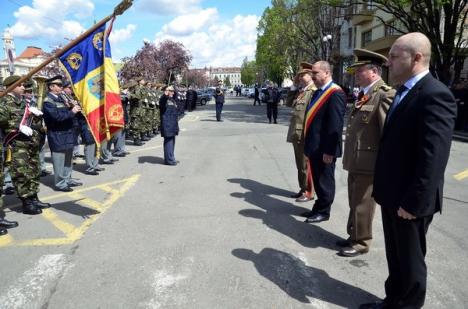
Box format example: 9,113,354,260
364,35,400,53
351,9,374,25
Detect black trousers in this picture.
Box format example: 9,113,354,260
267,102,278,122
309,156,336,217
253,96,261,105
381,205,433,308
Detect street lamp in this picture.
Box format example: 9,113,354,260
323,34,332,61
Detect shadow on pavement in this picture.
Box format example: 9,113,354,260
232,247,379,307
138,155,166,165
228,178,341,250
6,199,100,219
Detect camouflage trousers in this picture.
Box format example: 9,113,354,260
10,140,40,198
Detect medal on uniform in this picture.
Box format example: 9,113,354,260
354,94,369,109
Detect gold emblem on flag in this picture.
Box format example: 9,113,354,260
66,53,82,70
93,32,104,51
108,104,123,122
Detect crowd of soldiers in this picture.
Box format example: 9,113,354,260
0,73,193,236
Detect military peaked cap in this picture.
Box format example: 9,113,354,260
3,75,21,87
297,62,314,75
23,79,36,91
347,48,388,73
46,75,63,85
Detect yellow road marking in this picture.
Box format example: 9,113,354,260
454,169,468,181
69,192,104,212
0,234,14,246
41,209,76,237
129,145,162,154
2,174,140,248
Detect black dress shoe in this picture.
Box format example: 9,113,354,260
290,190,304,198
0,219,19,229
100,160,114,165
68,182,83,187
112,153,126,157
338,246,368,257
84,170,99,175
0,228,7,236
94,166,105,171
336,239,352,247
359,301,389,309
40,170,51,177
56,187,73,192
305,214,329,223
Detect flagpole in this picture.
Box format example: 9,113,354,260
0,0,133,98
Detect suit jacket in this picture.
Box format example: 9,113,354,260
303,85,346,159
373,73,457,217
42,93,77,152
286,83,316,144
159,95,179,138
343,79,395,174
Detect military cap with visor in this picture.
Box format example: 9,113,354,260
2,75,22,87
346,48,388,73
46,75,63,86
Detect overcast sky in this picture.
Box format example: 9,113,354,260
1,0,270,68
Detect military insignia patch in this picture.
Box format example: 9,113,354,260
87,73,104,99
92,32,104,51
66,52,82,70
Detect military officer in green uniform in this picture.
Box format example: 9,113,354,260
286,62,316,202
0,75,50,215
128,78,146,145
338,49,396,257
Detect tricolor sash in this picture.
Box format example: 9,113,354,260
304,82,342,137
303,82,342,200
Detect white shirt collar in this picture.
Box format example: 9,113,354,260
320,80,333,91
361,78,381,95
403,70,430,91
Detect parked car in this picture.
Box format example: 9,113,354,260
196,90,212,105
241,87,250,96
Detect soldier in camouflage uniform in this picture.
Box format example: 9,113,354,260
0,136,19,235
0,76,50,215
128,78,145,145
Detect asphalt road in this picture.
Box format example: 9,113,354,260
1,96,467,309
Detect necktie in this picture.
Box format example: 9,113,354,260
387,85,408,120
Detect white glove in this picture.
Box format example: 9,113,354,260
19,125,33,136
28,106,43,116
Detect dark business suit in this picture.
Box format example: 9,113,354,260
304,85,346,217
373,73,457,308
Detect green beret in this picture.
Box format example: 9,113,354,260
3,75,21,87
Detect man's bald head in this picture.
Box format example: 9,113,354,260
394,32,431,67
388,32,432,83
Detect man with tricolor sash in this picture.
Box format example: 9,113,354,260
302,61,346,224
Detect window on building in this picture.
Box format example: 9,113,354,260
348,27,353,48
362,30,372,47
385,20,397,36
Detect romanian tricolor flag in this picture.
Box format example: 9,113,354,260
59,21,124,144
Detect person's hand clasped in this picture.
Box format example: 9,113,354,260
397,207,416,220
323,154,334,164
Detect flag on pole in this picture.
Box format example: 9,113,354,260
59,22,124,145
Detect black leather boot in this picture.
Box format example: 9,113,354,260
133,138,143,146
0,218,18,229
22,198,42,215
32,195,51,209
0,228,7,236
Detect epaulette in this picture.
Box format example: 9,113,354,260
380,84,392,91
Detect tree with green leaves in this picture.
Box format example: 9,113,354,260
341,0,468,84
241,58,257,85
224,76,231,87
